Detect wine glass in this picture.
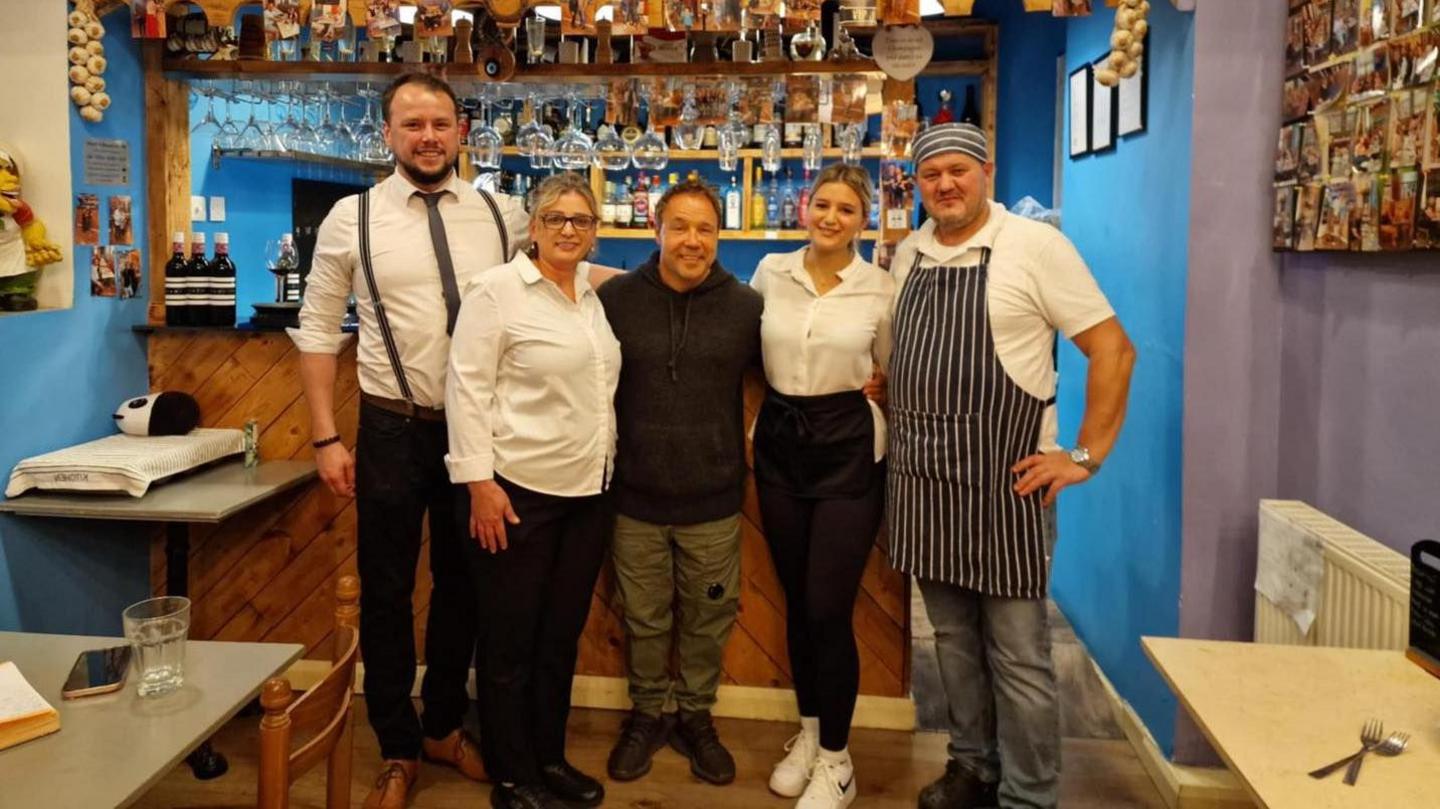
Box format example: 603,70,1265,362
515,93,554,164
761,123,783,172
593,122,632,171
468,92,504,170
717,127,740,172
262,239,286,303
802,125,823,171
553,95,595,170
839,123,864,165
191,86,221,135
631,86,669,170
672,87,704,151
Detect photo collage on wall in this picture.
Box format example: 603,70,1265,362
73,191,141,299
1275,0,1440,251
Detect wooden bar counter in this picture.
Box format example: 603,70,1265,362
145,328,911,724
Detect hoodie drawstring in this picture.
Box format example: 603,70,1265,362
667,293,694,382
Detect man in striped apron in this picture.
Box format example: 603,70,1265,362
890,124,1136,809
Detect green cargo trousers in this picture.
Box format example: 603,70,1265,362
611,512,742,716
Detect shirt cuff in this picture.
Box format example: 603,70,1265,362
286,327,353,355
445,452,495,484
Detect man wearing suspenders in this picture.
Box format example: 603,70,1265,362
888,124,1136,809
291,74,528,809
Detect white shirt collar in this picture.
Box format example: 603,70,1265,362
915,200,1009,264
514,252,594,298
784,247,869,293
384,169,466,207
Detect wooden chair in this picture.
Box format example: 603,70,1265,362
257,575,360,809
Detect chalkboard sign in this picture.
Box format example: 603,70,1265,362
1409,539,1440,679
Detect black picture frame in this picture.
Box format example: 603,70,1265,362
1069,62,1092,158
1090,52,1119,153
1118,34,1149,137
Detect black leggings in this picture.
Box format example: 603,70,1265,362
757,463,886,751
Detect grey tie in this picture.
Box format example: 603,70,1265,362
416,191,461,336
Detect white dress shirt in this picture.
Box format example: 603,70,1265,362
751,248,895,461
445,253,622,497
288,171,529,407
890,201,1115,451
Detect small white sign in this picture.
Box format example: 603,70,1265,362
209,196,227,222
190,195,207,222
872,25,934,82
83,139,129,185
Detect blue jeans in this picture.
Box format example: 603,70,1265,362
918,578,1060,809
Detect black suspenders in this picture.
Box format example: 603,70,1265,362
355,186,513,403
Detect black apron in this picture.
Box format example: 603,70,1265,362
753,388,875,499
887,245,1053,599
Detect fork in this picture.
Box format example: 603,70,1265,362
1344,731,1409,786
1308,718,1383,779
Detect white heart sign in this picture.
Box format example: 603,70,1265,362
872,25,934,82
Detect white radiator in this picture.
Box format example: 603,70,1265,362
1254,500,1411,650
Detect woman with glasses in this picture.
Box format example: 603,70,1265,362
445,172,619,809
749,163,894,809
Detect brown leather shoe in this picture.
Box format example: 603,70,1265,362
421,729,489,782
362,759,417,809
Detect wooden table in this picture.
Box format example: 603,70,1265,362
0,459,316,776
1143,637,1440,809
0,631,302,808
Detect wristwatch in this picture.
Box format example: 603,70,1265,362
1068,445,1101,474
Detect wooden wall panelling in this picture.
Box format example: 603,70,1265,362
142,40,190,326
151,341,910,695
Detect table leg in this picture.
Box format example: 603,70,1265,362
165,523,231,781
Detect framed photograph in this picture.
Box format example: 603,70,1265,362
1392,0,1423,36
1090,55,1117,153
1359,0,1390,47
1303,1,1332,66
1296,183,1323,251
1069,63,1092,158
1332,0,1361,57
1354,171,1382,250
1317,180,1356,250
1118,36,1148,137
1415,169,1440,248
1274,183,1298,250
1282,75,1312,122
1286,9,1306,76
1276,125,1301,182
1299,120,1323,180
1380,166,1420,249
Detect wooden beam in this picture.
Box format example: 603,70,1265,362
143,40,191,327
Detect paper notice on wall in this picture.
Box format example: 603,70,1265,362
83,139,129,186
1255,508,1326,636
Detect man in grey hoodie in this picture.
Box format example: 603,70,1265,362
597,180,763,787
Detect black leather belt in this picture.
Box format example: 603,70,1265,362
361,392,446,422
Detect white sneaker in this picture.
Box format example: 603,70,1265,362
769,729,819,797
796,755,857,809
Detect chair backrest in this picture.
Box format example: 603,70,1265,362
257,575,360,809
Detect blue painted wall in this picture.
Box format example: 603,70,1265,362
1050,5,1194,755
0,7,152,634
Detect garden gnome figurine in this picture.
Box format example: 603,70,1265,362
0,143,62,311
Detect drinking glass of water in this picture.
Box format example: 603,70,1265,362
122,596,191,698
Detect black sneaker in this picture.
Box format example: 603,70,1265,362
490,782,567,809
607,710,672,781
669,709,736,785
540,760,605,807
917,760,999,809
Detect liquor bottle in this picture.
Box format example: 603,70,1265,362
724,174,742,230
751,167,767,229
781,169,798,229
163,231,188,326
766,172,781,229
601,181,617,228
668,172,680,191
649,175,661,228
210,232,237,327
870,181,881,230
615,180,633,229
185,232,208,324
279,233,301,302
797,168,812,229
632,174,649,229
960,86,980,125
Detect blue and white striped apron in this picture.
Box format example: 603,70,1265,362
887,247,1052,599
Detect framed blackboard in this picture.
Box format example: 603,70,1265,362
1408,539,1440,679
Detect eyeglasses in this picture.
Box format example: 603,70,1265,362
538,212,598,231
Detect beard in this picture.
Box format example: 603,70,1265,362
930,197,986,234
395,153,454,187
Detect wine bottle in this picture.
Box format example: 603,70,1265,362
960,86,980,125
210,232,236,327
164,231,188,327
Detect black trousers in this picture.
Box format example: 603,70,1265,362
355,401,477,760
757,462,886,752
463,476,610,785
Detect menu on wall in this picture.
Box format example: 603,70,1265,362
1408,538,1440,679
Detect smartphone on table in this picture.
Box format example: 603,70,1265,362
61,645,132,699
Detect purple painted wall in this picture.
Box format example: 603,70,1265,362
1277,255,1440,550
1178,0,1440,764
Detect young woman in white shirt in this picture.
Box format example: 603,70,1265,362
445,172,620,809
750,163,895,809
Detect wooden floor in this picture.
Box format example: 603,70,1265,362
135,701,1166,809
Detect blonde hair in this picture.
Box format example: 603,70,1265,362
529,171,598,218
810,163,873,221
